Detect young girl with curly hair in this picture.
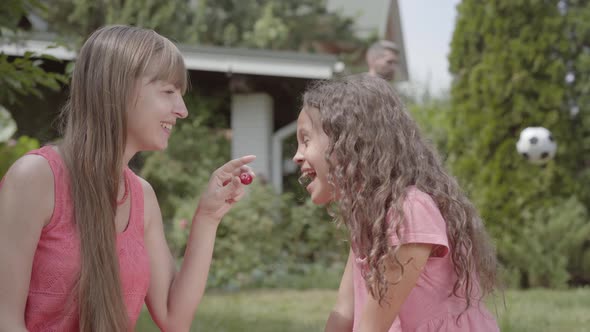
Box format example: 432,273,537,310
293,74,500,331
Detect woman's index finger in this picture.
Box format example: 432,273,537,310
218,155,256,176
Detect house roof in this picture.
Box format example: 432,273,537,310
179,44,341,79
0,33,342,80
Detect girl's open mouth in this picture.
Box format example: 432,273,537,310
298,171,316,187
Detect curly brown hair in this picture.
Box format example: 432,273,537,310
302,74,498,309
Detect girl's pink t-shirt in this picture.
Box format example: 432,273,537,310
352,187,499,332
4,146,151,331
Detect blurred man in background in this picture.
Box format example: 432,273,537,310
366,40,399,81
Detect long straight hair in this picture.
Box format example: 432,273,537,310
302,74,498,310
59,25,187,331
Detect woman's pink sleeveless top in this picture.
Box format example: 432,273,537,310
21,146,151,331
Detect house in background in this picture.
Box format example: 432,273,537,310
0,0,407,194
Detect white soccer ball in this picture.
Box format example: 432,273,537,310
516,127,557,165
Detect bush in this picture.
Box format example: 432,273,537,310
499,197,590,288
169,182,348,290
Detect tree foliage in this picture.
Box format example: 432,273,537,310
41,0,362,51
447,0,590,287
0,0,63,178
0,0,68,108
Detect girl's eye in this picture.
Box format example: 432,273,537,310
165,90,175,94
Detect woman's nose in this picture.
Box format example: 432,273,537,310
174,97,188,119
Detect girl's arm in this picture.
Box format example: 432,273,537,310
357,243,432,332
325,248,355,332
143,156,254,332
0,156,54,331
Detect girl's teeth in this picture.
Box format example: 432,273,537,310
298,174,314,187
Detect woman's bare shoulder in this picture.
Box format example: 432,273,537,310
1,154,55,225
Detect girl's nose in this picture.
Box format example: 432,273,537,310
174,96,188,119
293,150,304,165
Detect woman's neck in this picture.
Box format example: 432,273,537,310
122,145,137,169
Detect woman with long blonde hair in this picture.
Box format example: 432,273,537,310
293,74,499,331
0,25,255,331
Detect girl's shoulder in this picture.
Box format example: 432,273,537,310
401,186,443,221
404,186,437,206
3,150,55,190
1,150,55,226
128,171,160,231
132,172,157,204
388,186,448,256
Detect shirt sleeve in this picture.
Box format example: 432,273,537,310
388,188,449,257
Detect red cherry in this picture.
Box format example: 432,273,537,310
239,173,253,185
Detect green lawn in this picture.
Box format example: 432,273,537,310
494,288,590,332
136,288,590,332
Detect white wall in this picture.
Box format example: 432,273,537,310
231,93,273,180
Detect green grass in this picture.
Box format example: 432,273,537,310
136,288,590,332
493,288,590,332
136,289,334,332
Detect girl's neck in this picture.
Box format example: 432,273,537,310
122,145,137,170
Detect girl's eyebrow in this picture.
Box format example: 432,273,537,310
297,128,311,139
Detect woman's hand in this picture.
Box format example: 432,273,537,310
194,155,256,222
